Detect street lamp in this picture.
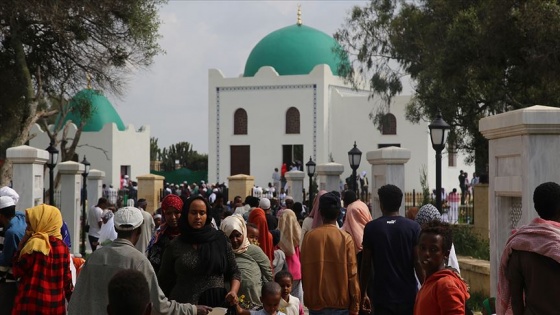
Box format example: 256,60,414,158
348,141,362,193
305,156,316,207
429,110,451,213
80,156,91,257
45,142,59,206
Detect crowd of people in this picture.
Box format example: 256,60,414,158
3,178,560,314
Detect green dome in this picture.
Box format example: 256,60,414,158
59,89,126,132
243,24,349,77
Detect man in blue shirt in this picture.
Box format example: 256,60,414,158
360,185,423,315
0,195,26,314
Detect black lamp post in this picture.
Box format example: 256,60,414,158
429,110,451,213
306,156,316,206
45,142,59,206
80,156,91,257
348,141,362,193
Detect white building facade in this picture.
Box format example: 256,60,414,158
29,89,150,188
208,22,473,193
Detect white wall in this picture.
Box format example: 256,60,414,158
209,66,329,190
208,64,474,194
29,122,150,188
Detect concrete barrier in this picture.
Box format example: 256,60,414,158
458,255,490,297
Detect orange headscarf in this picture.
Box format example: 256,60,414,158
20,204,63,259
248,208,274,262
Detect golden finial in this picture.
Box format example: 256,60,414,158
297,4,302,26
86,72,92,89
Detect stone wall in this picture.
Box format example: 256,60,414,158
458,256,490,297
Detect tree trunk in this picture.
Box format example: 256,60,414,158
0,16,39,186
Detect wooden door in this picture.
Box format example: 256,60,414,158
230,145,250,175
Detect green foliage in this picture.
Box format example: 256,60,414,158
335,0,560,172
0,0,166,166
451,225,490,261
466,291,487,312
150,137,161,161
159,141,208,172
419,165,431,206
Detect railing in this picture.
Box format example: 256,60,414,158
404,189,475,225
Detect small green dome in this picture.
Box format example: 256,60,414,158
243,24,349,77
59,89,126,132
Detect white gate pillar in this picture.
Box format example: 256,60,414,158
58,161,84,255
6,145,49,211
316,163,344,193
367,146,411,218
480,105,560,296
285,171,305,203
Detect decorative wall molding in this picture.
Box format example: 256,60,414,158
215,84,317,183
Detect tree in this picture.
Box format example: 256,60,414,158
159,142,208,172
0,0,166,185
335,0,560,172
150,137,161,161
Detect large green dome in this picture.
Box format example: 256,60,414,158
243,24,349,77
59,89,126,132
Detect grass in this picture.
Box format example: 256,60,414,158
452,224,490,261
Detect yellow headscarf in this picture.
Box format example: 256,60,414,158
20,204,63,259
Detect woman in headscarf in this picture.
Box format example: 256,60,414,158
220,214,272,307
278,209,303,302
300,190,327,247
415,203,460,273
341,190,372,258
248,207,274,263
341,190,374,300
147,194,183,273
12,204,73,315
158,196,241,309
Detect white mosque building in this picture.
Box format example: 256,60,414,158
29,88,150,188
208,17,474,192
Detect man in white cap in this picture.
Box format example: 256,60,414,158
260,198,277,230
68,207,210,315
0,195,25,314
0,186,19,204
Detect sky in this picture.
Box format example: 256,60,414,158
112,0,368,154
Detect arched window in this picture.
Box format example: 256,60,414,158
286,107,300,134
234,108,248,135
381,113,397,135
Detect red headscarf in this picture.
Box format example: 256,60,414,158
248,208,274,262
161,194,183,212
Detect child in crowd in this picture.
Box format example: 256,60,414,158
153,214,162,232
274,271,303,315
236,282,286,315
247,223,260,246
413,220,470,314
107,269,151,315
272,230,287,275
